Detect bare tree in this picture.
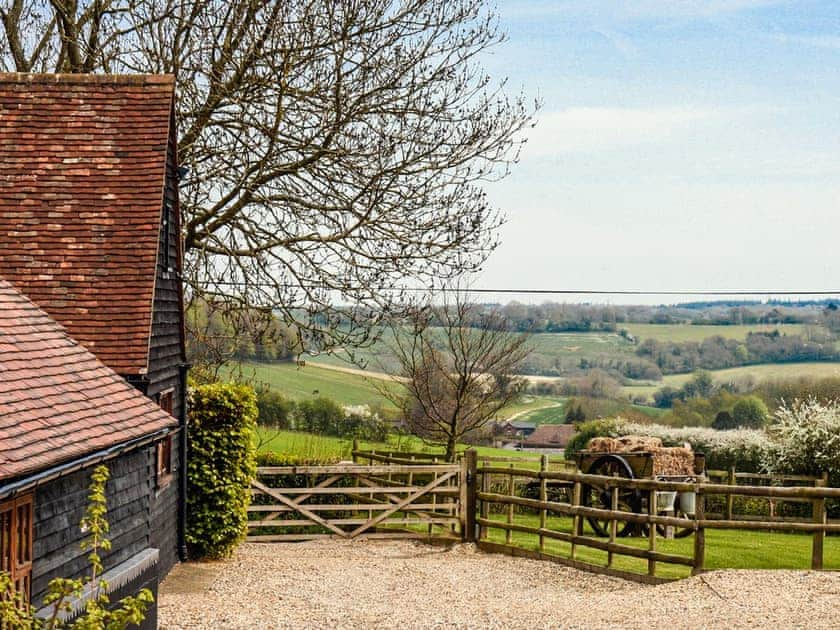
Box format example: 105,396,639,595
385,292,532,461
1,0,536,359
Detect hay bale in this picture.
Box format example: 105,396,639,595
652,446,695,476
615,436,662,452
587,437,619,453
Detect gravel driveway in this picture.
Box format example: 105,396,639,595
159,540,840,629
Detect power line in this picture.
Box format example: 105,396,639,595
201,281,840,297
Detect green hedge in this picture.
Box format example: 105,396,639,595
186,383,258,559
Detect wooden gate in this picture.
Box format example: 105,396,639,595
247,459,474,542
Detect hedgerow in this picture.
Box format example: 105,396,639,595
187,383,258,559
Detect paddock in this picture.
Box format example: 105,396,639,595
158,540,838,629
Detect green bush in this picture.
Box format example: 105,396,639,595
564,418,620,458
187,383,258,559
256,388,295,429
296,397,344,434
732,395,769,429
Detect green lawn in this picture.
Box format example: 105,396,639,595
482,512,840,579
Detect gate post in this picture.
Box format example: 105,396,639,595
460,449,478,542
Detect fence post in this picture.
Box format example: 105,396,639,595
479,464,490,541
812,471,828,570
460,449,477,542
648,488,657,576
461,449,478,542
692,485,706,576
539,455,548,553
726,466,735,521
571,481,581,559
608,486,618,568
352,439,359,463
506,464,514,545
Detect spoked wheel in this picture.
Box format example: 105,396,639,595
581,455,641,537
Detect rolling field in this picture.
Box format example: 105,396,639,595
233,361,401,409
237,361,561,420
621,361,840,401
256,428,561,462
622,322,809,343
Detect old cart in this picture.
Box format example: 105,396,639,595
575,441,706,538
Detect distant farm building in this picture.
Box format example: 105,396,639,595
523,424,577,449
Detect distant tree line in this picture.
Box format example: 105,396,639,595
484,301,831,333
637,331,839,375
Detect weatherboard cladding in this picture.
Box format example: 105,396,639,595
0,73,175,375
0,278,177,479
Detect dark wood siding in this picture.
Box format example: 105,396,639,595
31,439,178,603
147,119,186,415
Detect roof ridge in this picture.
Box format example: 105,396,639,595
0,73,174,86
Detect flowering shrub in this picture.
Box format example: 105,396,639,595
763,399,840,485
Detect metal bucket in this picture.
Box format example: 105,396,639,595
657,491,677,512
680,491,696,515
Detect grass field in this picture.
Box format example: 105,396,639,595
255,428,559,462
622,322,809,343
621,361,840,401
483,513,840,578
240,361,563,420
233,361,402,409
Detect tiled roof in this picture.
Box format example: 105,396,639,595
523,424,576,448
0,278,176,480
0,73,175,375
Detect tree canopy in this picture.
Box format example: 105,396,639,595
1,0,534,353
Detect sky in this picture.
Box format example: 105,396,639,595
473,0,840,304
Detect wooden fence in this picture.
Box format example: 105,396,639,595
705,468,828,521
247,461,466,542
474,457,840,583
250,448,840,584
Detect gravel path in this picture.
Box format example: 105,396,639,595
159,540,840,629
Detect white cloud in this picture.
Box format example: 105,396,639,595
522,107,719,157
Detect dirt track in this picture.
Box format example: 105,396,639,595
159,540,840,629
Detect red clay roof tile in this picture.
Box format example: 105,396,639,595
0,278,176,480
0,73,174,375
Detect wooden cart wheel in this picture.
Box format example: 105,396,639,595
581,455,641,537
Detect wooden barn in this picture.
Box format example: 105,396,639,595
0,279,178,623
0,73,188,620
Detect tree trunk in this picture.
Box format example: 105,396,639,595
445,434,457,463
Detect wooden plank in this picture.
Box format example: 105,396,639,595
349,472,457,537
251,480,350,538
476,518,694,567
257,464,458,475
252,486,459,496
248,517,457,528
248,503,455,513
476,541,676,585
248,532,436,542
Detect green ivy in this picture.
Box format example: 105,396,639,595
186,383,258,559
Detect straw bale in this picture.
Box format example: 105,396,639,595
651,446,695,476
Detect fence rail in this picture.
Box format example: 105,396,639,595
247,461,464,542
257,448,838,582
